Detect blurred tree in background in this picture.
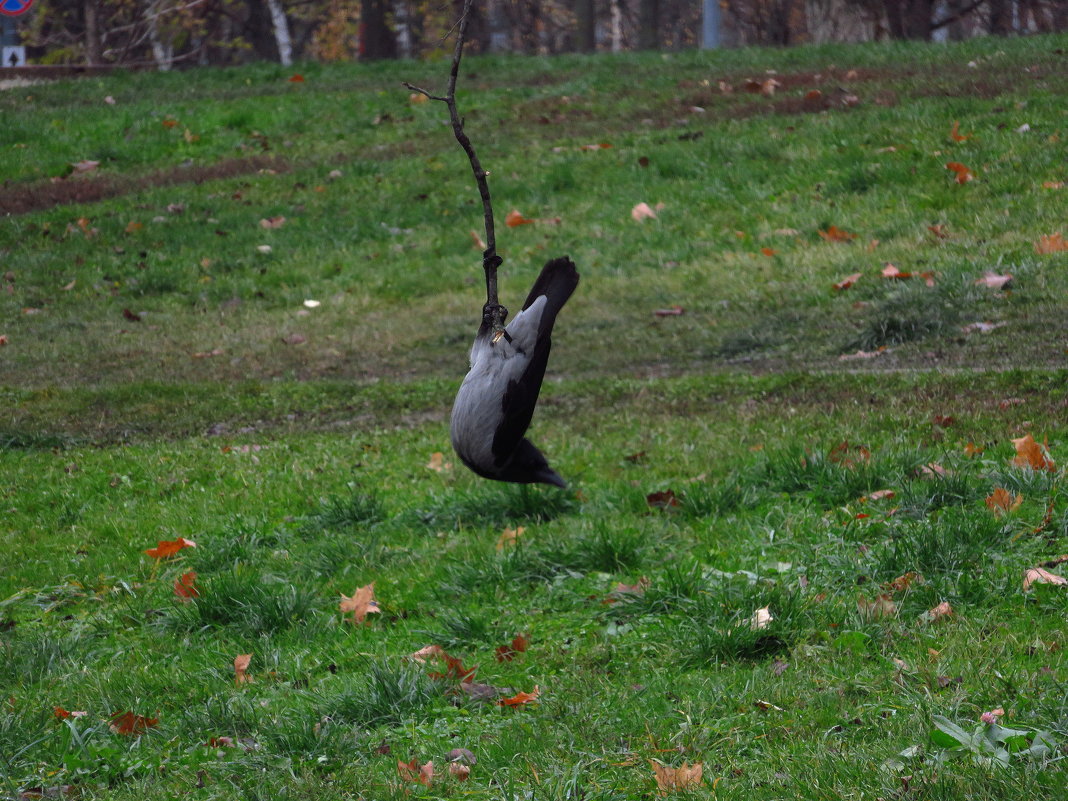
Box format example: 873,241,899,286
7,0,1065,68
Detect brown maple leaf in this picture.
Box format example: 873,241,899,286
1011,434,1055,472
650,760,704,794
857,594,896,619
498,686,540,707
945,162,974,183
1035,233,1067,254
494,633,530,662
985,488,1023,517
339,583,380,624
109,710,158,736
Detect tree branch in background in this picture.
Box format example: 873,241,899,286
404,0,505,325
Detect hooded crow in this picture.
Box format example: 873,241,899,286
450,256,579,488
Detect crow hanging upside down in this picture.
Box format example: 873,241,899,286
450,257,579,488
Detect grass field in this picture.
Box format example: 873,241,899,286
2,32,1067,800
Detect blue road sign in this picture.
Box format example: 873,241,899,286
0,0,34,17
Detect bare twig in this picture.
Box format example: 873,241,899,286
404,0,505,327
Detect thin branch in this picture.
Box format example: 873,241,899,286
404,0,504,321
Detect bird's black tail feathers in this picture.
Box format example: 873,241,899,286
521,257,580,324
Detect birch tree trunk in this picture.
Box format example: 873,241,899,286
266,0,293,64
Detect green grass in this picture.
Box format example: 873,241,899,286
2,32,1068,801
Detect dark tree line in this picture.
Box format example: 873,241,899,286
9,0,1065,68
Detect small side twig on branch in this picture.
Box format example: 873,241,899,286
404,0,505,328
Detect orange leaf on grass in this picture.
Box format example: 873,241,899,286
397,759,434,785
339,583,380,624
145,537,196,559
883,572,922,593
495,633,530,662
234,654,252,685
1035,232,1068,254
426,451,451,472
288,74,305,83
985,488,1023,517
470,229,487,250
109,711,158,736
945,161,974,183
505,209,535,227
949,120,971,142
760,247,777,257
919,600,953,623
1011,434,1056,472
818,225,855,242
832,272,862,291
496,525,525,551
829,441,871,468
54,707,87,719
498,686,540,706
173,571,199,601
650,761,704,794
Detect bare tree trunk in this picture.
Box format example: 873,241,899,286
266,0,293,64
988,0,1015,33
574,0,595,50
610,0,622,50
884,0,933,38
84,0,103,64
145,0,174,70
637,0,659,48
360,0,396,58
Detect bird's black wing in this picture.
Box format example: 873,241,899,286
491,335,552,467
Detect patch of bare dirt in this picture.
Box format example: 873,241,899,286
0,155,290,216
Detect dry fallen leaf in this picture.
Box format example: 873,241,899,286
1011,434,1055,472
949,120,971,142
919,600,953,623
945,161,974,183
857,594,896,619
496,525,524,551
650,760,703,793
818,225,855,242
426,451,452,472
832,272,862,291
749,605,773,630
144,537,197,559
631,202,658,222
470,229,487,250
339,583,380,624
54,707,87,719
653,305,685,317
1035,232,1067,254
397,759,434,785
495,633,530,662
234,654,252,685
646,489,680,509
109,711,158,736
505,209,535,227
448,762,471,780
974,272,1013,290
498,686,540,707
259,216,286,229
883,572,921,593
1023,567,1068,591
173,571,199,601
985,488,1023,517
